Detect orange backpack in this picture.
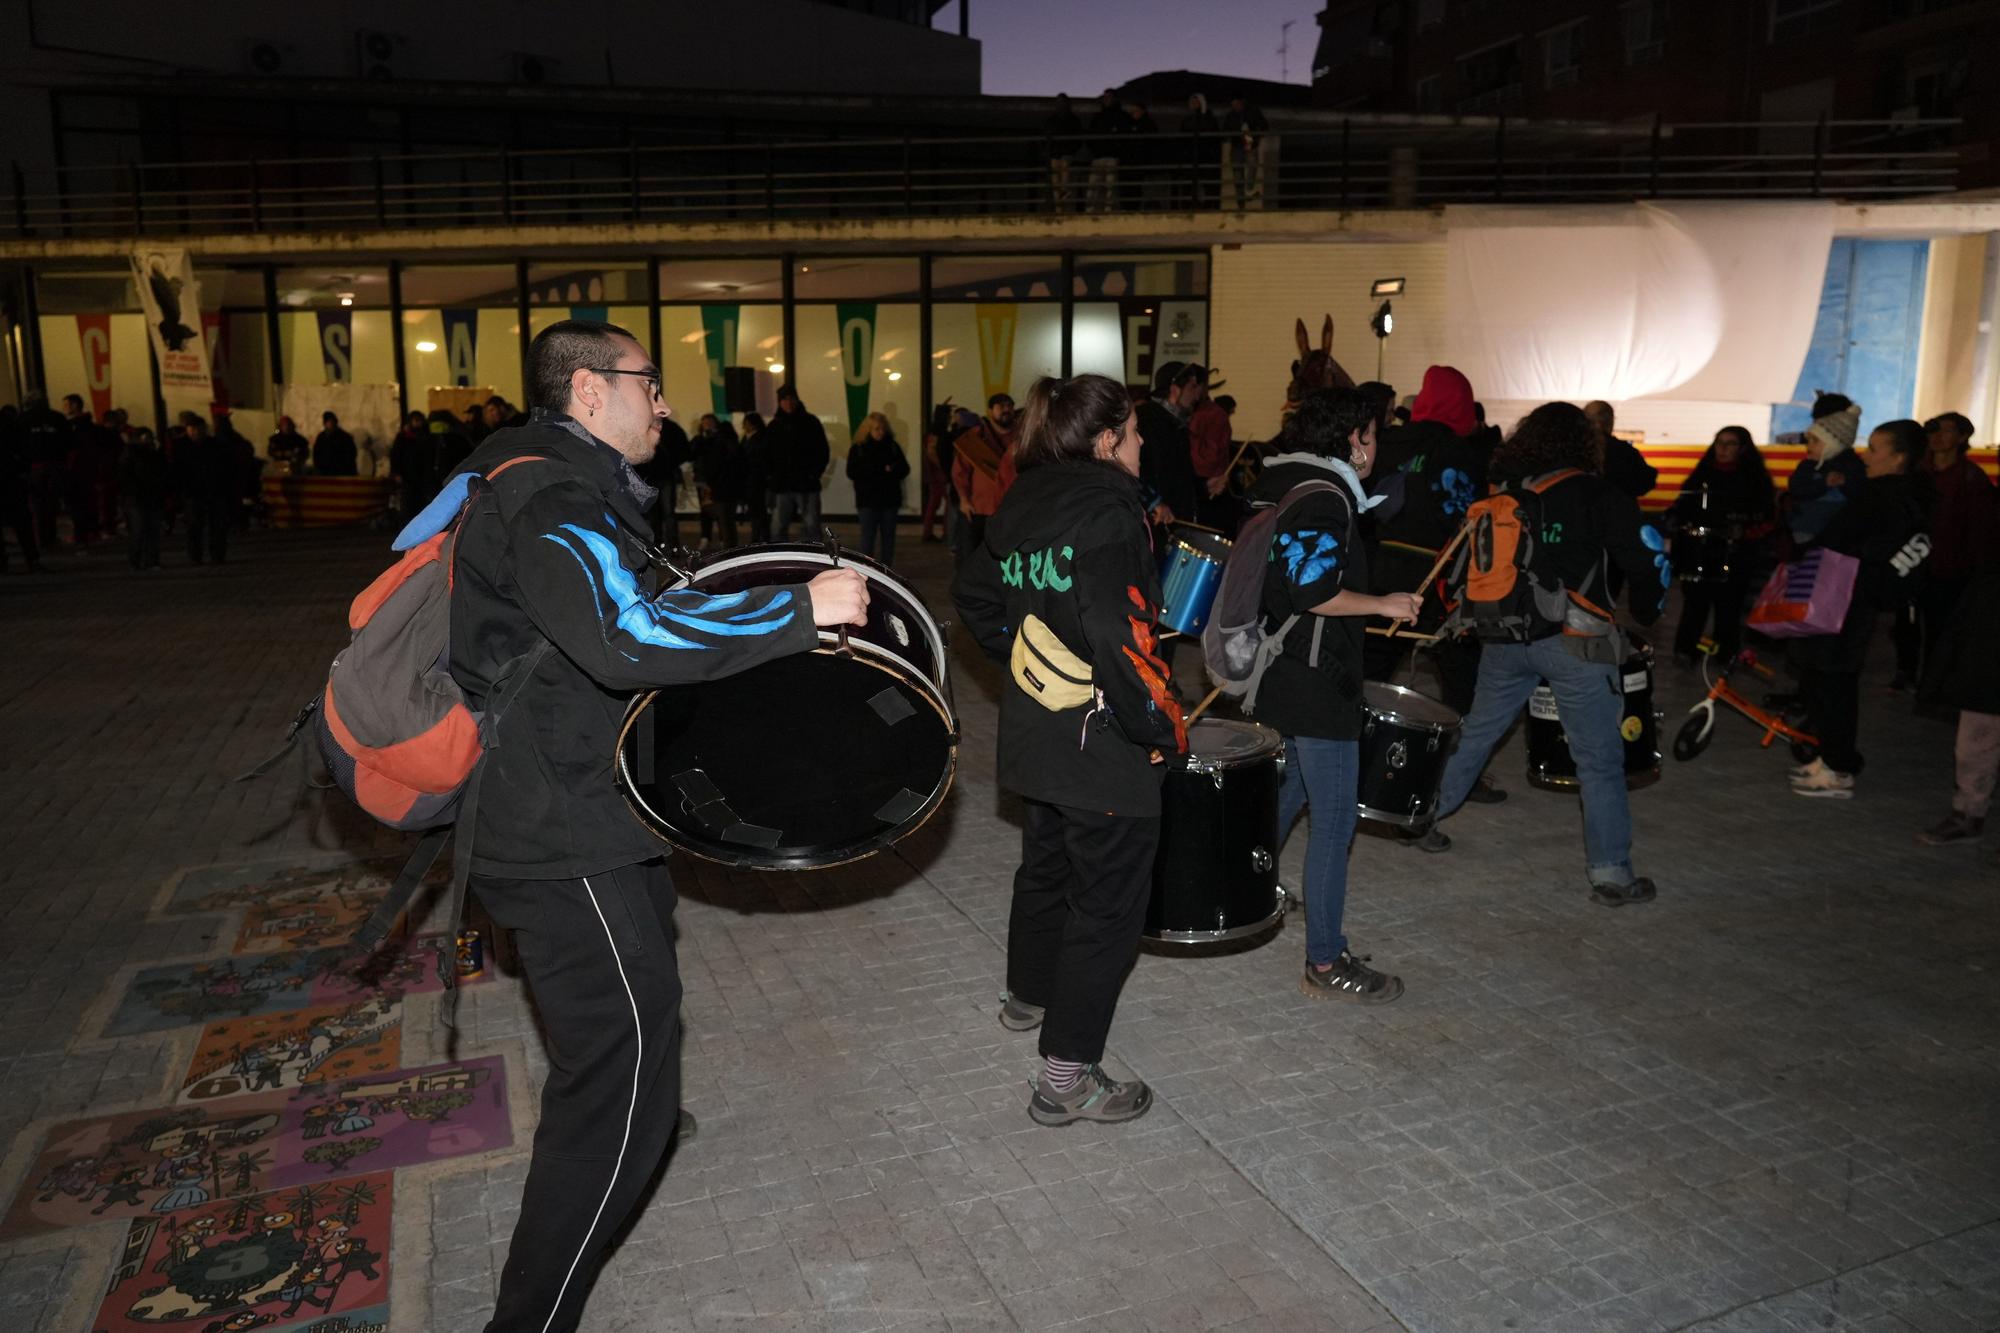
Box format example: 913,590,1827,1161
1443,469,1581,641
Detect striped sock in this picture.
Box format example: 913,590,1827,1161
1044,1057,1086,1093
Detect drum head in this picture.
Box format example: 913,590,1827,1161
1188,718,1281,765
1361,681,1460,732
1171,528,1233,563
620,653,955,870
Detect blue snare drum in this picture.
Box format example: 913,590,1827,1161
1158,527,1233,636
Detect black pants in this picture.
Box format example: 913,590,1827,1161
472,859,684,1333
186,492,231,564
1007,799,1159,1065
1797,667,1862,775
698,500,738,549
1675,573,1750,662
1891,579,1964,680
0,493,37,571
123,501,161,569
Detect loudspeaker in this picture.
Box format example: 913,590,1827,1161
723,366,756,414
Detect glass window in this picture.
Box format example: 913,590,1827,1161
1545,20,1587,88
37,312,152,422
1073,253,1208,298
34,270,140,315
402,265,518,308
1072,300,1209,388
403,309,525,409
659,258,783,303
795,303,922,513
273,266,391,309
1621,0,1668,64
194,268,270,308
932,304,1063,410
930,256,1063,301
525,262,648,306
793,258,921,302
658,305,787,426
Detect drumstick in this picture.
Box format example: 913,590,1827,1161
1413,522,1472,601
1185,685,1225,726
1366,625,1441,643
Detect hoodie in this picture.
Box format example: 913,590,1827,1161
1367,366,1490,597
954,459,1187,815
1410,365,1477,438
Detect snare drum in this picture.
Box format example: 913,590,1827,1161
1157,527,1233,636
1525,635,1660,790
1357,683,1461,828
1145,719,1287,943
615,544,957,868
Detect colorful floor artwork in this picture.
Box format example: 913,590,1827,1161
232,887,386,955
89,1172,392,1333
2,1057,509,1242
179,998,402,1104
106,933,466,1039
165,859,414,918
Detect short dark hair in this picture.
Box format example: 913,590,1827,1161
485,394,509,409
1871,418,1928,469
1492,401,1598,483
1215,394,1236,414
526,318,638,414
1932,411,1976,448
987,391,1014,409
1015,374,1130,472
322,411,338,424
61,393,83,411
1280,387,1376,463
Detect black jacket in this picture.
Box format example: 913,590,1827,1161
693,426,742,502
447,414,820,878
1250,458,1372,741
1601,435,1658,502
313,428,358,476
1367,419,1487,606
1503,468,1670,639
1136,399,1199,519
1923,558,2000,713
764,408,831,493
954,460,1187,816
846,434,911,510
1792,470,1932,674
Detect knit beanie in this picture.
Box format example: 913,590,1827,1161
1807,404,1860,457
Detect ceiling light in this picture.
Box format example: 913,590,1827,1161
338,293,355,307
887,371,903,382
768,362,785,374
414,340,438,353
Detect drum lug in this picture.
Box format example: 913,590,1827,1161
1250,847,1272,874
1211,770,1225,791
1387,740,1407,771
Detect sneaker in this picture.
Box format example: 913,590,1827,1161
1028,1064,1152,1126
1406,828,1451,853
1462,773,1508,804
1298,951,1404,1003
1590,877,1658,908
1788,757,1825,781
1791,766,1855,798
1917,812,1984,846
997,992,1045,1032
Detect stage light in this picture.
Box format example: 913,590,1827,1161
414,340,438,353
338,293,355,307
887,371,903,381
768,362,785,374
1371,277,1405,296
1371,300,1393,339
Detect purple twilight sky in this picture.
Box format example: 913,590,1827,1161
934,0,1323,97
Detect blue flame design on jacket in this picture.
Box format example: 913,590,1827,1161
1639,523,1671,610
1275,529,1341,586
1437,466,1477,519
542,519,795,651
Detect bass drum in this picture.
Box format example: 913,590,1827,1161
615,544,956,869
1146,719,1287,943
1525,634,1660,791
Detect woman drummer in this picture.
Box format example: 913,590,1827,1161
953,373,1188,1126
1667,425,1775,667
1249,386,1419,1002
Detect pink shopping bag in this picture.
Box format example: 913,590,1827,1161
1746,548,1860,638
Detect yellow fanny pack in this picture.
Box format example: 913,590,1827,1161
1010,614,1095,711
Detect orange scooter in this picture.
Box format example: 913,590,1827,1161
1671,639,1819,764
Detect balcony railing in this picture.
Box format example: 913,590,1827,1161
2,117,1960,241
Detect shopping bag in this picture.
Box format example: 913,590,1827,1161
1746,548,1859,638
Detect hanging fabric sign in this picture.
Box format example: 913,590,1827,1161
315,309,353,383
700,305,739,417
75,315,113,421
974,303,1018,405
837,302,877,432
129,247,211,413
441,309,479,388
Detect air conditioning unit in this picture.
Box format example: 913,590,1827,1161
508,53,562,85
356,29,406,81
245,39,295,77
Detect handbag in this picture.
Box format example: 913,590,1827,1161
1746,547,1860,638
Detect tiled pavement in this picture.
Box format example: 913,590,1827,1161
1,525,1996,1331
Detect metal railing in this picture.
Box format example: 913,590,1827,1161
3,117,1960,240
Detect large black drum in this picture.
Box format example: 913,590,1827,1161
1357,682,1461,829
1525,635,1660,791
615,544,956,868
1146,719,1287,943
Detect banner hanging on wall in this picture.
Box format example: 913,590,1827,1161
441,309,479,387
837,302,877,430
700,305,739,417
315,309,353,383
200,311,230,408
974,303,1017,405
74,315,113,422
129,247,211,413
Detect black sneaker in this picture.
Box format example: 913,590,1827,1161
997,992,1045,1032
1406,828,1451,853
1298,951,1404,1003
1918,812,1984,846
1028,1065,1152,1126
1462,774,1507,804
1590,877,1657,908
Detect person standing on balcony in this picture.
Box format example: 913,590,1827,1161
1219,93,1270,209
766,385,830,541
1086,89,1124,214
1178,94,1219,209
1122,99,1161,211
1044,94,1083,212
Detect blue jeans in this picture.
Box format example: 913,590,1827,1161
856,507,898,565
1436,638,1636,888
773,491,820,540
1277,736,1360,966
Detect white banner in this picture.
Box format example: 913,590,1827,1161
130,247,213,416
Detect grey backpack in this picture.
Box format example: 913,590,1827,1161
1200,480,1344,715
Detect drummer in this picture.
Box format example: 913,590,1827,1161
1249,386,1420,1002
953,371,1189,1126
1667,425,1775,667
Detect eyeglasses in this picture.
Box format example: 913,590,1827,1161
588,367,663,400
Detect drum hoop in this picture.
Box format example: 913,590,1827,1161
674,545,948,688
1185,719,1283,771
1362,683,1460,735
1171,534,1232,562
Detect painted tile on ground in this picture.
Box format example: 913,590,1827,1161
1,1057,509,1242
165,858,409,917
90,1173,391,1333
179,997,402,1104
